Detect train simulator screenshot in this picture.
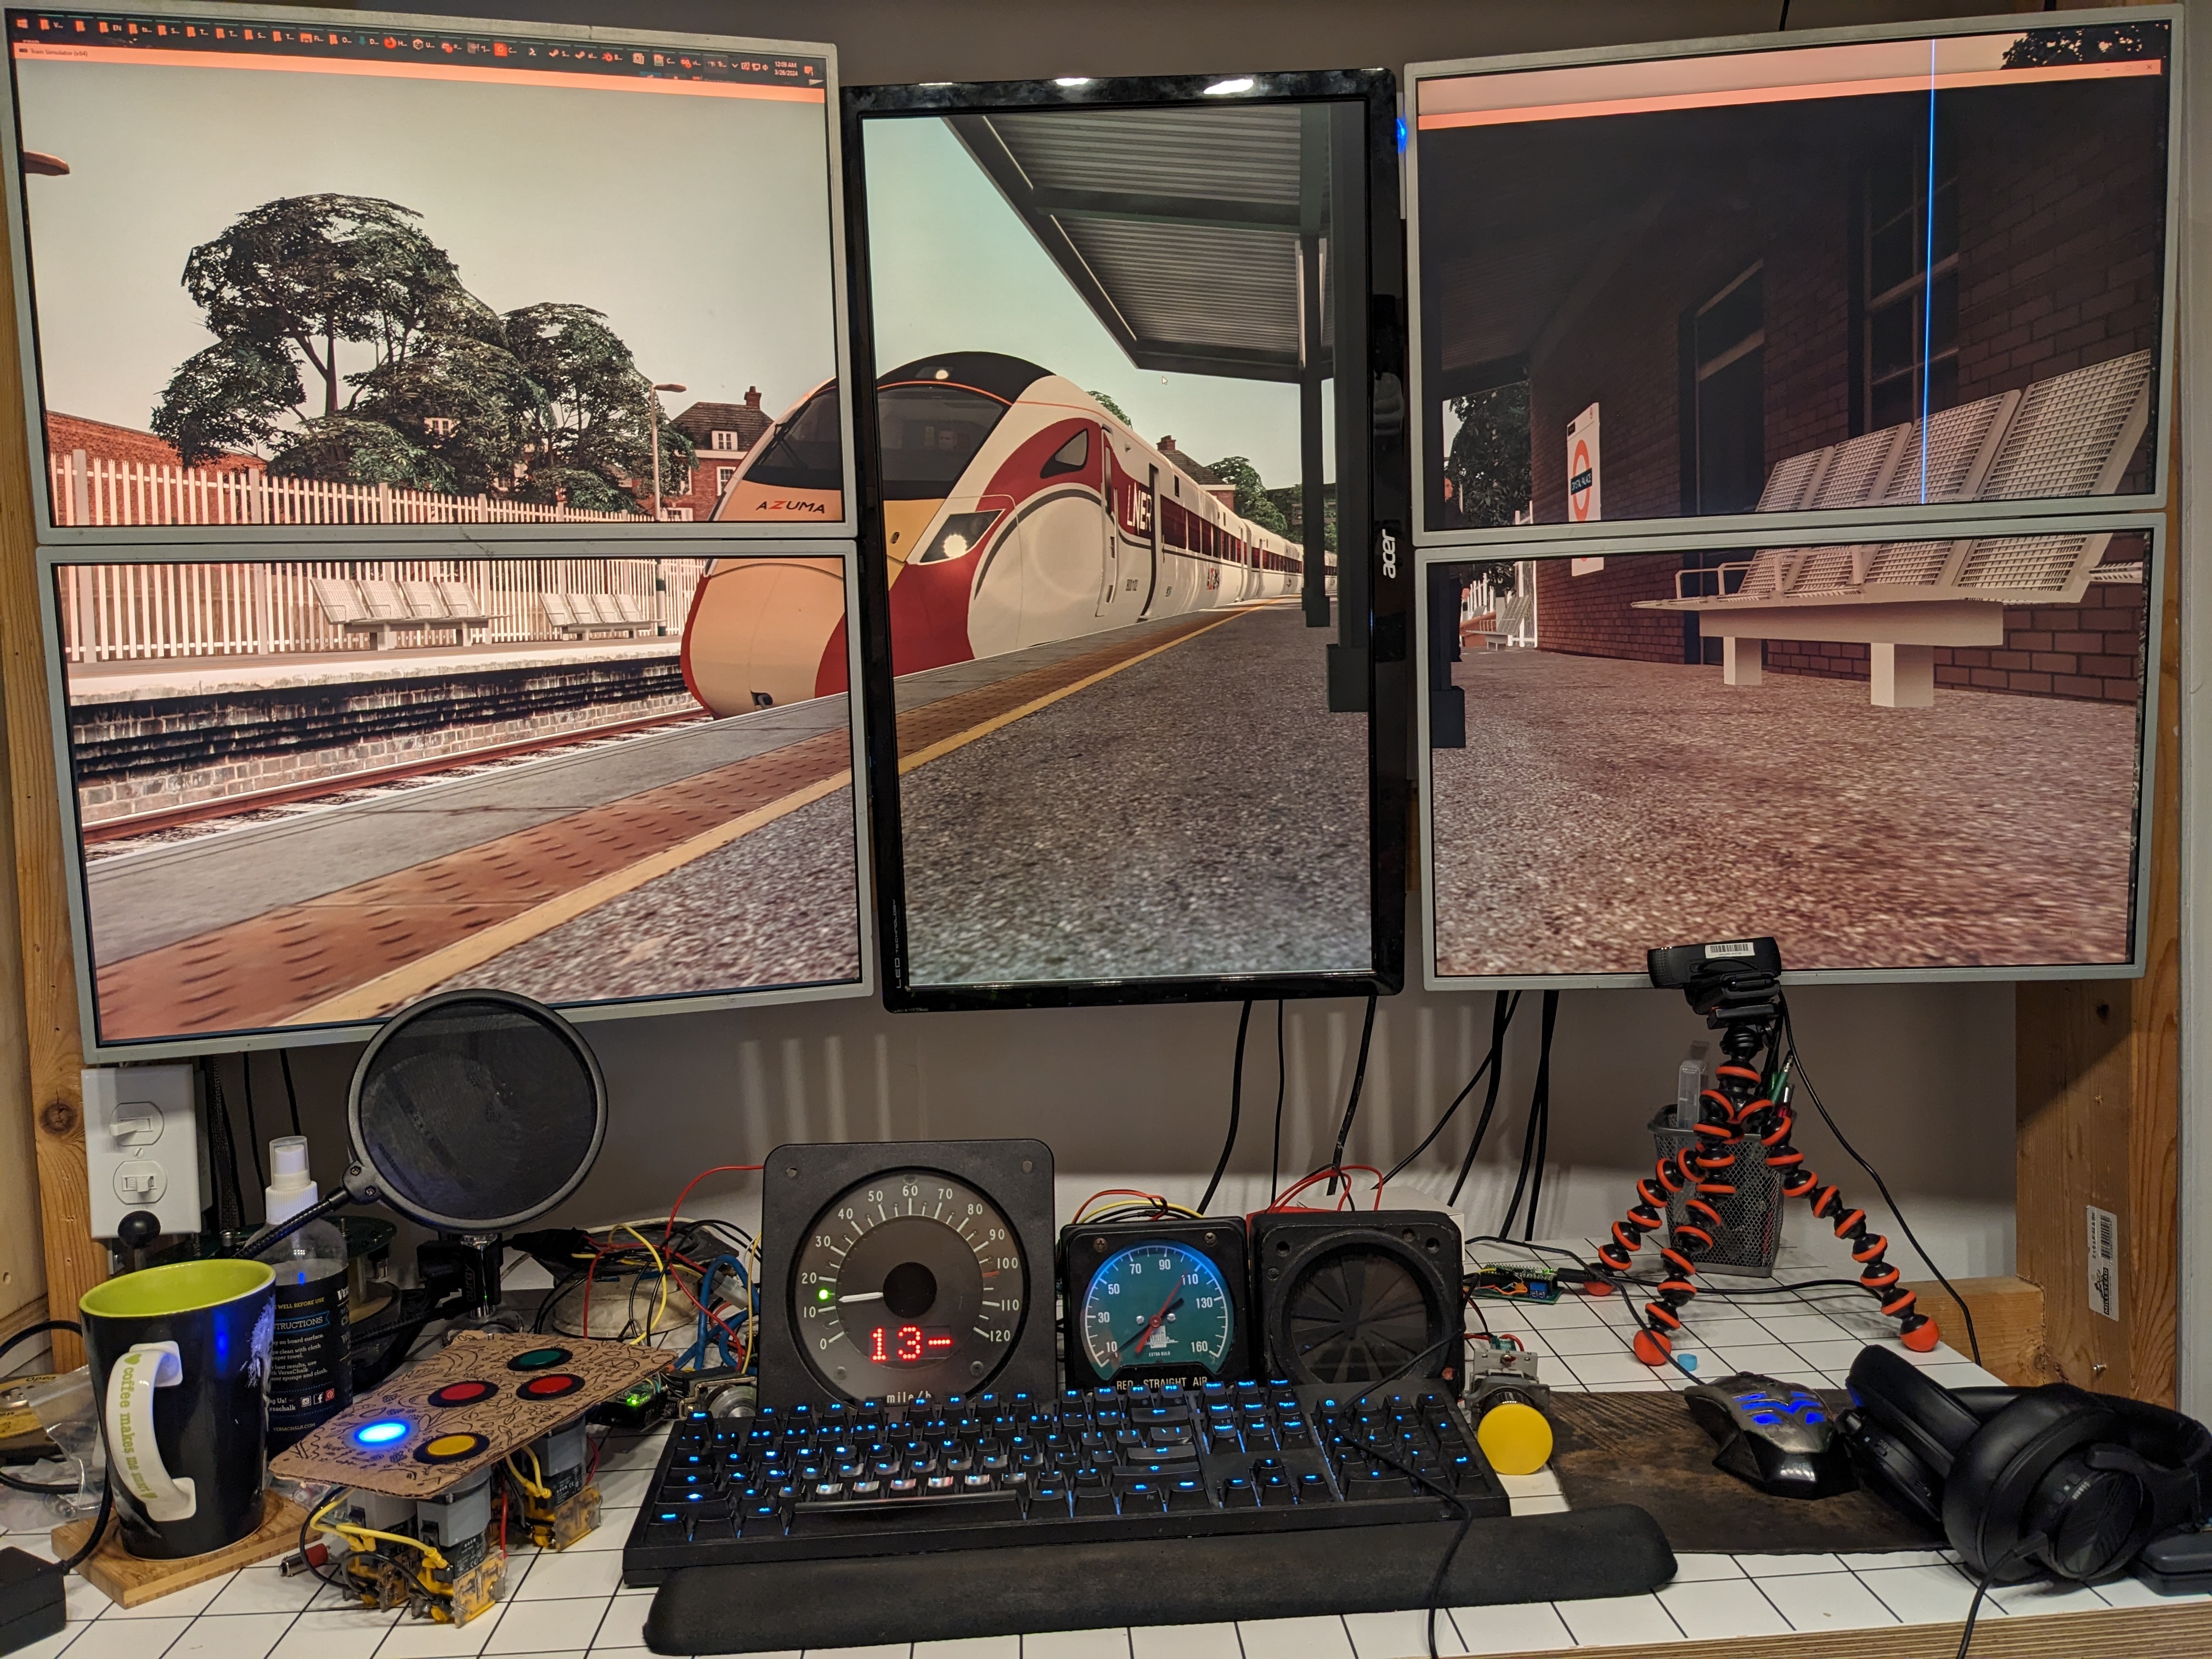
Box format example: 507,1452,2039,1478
1421,529,2157,984
6,6,851,539
54,550,872,1051
843,87,1396,997
1409,18,2174,538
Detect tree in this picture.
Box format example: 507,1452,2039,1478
503,303,691,514
1205,454,1290,535
2002,22,2164,68
151,340,303,465
1088,389,1133,426
268,415,443,489
345,331,539,497
1441,381,1530,529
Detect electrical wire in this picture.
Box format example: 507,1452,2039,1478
1448,994,1522,1206
1341,1333,1479,1659
1388,991,1519,1185
53,1476,111,1577
1325,995,1380,1197
1498,992,1559,1240
614,1224,669,1346
1267,1001,1288,1202
237,1051,266,1198
1779,998,1982,1366
1198,1000,1253,1215
279,1048,303,1138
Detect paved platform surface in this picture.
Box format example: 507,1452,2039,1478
1430,650,2140,979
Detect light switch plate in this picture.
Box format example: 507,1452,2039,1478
82,1065,200,1239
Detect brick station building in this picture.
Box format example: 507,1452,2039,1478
1420,30,2165,706
660,391,774,520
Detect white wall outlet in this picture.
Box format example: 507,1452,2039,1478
83,1065,200,1239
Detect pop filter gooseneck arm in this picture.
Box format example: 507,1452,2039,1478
227,1169,382,1260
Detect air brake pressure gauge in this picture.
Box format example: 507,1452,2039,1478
1060,1219,1250,1389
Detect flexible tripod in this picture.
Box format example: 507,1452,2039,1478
1599,949,1940,1365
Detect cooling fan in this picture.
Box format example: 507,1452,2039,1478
1250,1209,1464,1391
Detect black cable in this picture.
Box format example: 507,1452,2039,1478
1341,1333,1479,1659
1325,995,1379,1197
1387,991,1519,1186
1779,998,1982,1367
202,1058,243,1235
238,1052,266,1199
1522,992,1558,1240
1778,0,1792,29
279,1048,303,1138
1267,1001,1287,1201
53,1476,111,1576
297,1488,356,1594
1199,1001,1252,1216
1448,994,1521,1206
0,1318,79,1374
1953,1536,2045,1659
1463,1235,1586,1266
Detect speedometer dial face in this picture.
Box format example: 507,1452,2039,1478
1078,1242,1236,1379
789,1169,1026,1402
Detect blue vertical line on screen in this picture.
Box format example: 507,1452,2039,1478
1920,40,1938,503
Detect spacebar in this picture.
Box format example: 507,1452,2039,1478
791,1492,1024,1528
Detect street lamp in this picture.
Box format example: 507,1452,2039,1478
647,382,687,521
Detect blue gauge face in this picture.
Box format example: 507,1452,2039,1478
1078,1242,1235,1378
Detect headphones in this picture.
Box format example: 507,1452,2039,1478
1839,1346,2212,1585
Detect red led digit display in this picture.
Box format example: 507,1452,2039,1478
868,1324,954,1363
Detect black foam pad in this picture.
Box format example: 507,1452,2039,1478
642,1507,1675,1655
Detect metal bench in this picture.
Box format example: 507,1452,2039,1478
1636,351,2151,707
542,592,652,639
309,577,490,649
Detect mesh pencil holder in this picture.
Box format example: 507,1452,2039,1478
1647,1107,1781,1274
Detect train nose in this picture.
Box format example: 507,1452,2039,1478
681,556,849,717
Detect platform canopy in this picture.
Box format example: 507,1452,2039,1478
946,105,1336,385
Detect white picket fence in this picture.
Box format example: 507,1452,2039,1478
49,449,648,527
56,557,706,664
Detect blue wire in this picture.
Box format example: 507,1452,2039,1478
1920,40,1938,501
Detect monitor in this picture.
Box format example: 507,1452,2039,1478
50,543,873,1057
4,3,854,543
1406,11,2178,546
1417,522,2162,986
841,71,1410,1008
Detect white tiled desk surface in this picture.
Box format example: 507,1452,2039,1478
8,1243,2199,1659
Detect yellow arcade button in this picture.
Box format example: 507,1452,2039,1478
425,1434,478,1458
1475,1401,1553,1476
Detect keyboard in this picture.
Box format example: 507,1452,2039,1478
622,1378,1510,1577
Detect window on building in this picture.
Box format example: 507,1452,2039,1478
716,465,737,495
1863,125,1959,431
712,430,744,451
1688,263,1765,516
424,415,459,438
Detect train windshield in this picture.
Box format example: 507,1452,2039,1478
743,386,845,492
878,384,1009,499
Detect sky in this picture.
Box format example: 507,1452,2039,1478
863,116,1329,490
14,55,842,433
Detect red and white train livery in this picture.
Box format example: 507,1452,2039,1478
681,352,1305,716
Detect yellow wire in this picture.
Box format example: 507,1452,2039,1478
311,1492,449,1572
1075,1193,1204,1224
744,1232,760,1375
616,1223,670,1345
506,1452,550,1500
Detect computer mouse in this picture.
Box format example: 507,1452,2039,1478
1684,1373,1859,1499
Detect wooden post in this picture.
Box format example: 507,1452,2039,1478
0,223,99,1371
2016,524,2181,1405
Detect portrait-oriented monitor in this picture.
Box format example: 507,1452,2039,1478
5,3,854,543
1407,11,2178,544
842,71,1409,1008
51,543,872,1057
1418,526,2161,986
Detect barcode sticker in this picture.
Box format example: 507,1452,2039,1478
1705,940,1756,958
2086,1204,2119,1322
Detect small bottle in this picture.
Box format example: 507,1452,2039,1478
1675,1059,1703,1124
260,1136,352,1452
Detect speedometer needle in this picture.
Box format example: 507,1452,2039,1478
839,1291,885,1304
1130,1290,1184,1355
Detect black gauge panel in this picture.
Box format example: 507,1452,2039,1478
1061,1218,1250,1389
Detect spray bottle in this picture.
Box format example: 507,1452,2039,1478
261,1135,352,1451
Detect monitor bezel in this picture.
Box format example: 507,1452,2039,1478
1413,514,2166,990
1403,5,2183,551
842,68,1411,1012
44,537,879,1059
2,0,860,544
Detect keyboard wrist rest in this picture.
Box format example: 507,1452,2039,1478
643,1505,1676,1654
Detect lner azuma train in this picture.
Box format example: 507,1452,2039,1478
681,352,1308,716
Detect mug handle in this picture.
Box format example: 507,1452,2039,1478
104,1340,196,1522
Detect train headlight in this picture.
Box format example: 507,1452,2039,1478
915,510,1003,565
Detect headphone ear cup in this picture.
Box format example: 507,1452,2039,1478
1847,1346,1989,1481
1944,1388,2119,1583
1839,1414,1946,1532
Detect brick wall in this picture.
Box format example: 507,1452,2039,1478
1533,556,1684,664
45,412,263,473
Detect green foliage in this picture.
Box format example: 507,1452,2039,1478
1204,454,1290,535
2002,22,2164,69
1267,482,1335,554
1088,389,1132,426
153,193,679,511
1441,382,1531,529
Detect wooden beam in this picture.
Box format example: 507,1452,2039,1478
1469,1601,2212,1659
0,216,99,1372
2015,522,2181,1404
1901,1275,2052,1387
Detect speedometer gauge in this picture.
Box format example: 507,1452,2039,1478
1062,1220,1250,1387
789,1168,1027,1401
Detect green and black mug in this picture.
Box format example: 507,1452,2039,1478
81,1260,276,1559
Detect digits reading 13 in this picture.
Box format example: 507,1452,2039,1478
1080,1243,1235,1378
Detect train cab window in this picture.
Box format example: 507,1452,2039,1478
741,385,844,492
879,383,1011,499
1040,427,1090,478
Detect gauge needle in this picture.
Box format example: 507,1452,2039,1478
1131,1289,1185,1355
839,1291,885,1304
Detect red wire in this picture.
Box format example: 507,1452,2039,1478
1075,1187,1175,1219
662,1165,763,1246
1269,1165,1386,1211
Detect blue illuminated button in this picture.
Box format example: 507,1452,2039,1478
353,1419,409,1447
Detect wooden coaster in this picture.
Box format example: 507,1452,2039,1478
50,1492,307,1609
